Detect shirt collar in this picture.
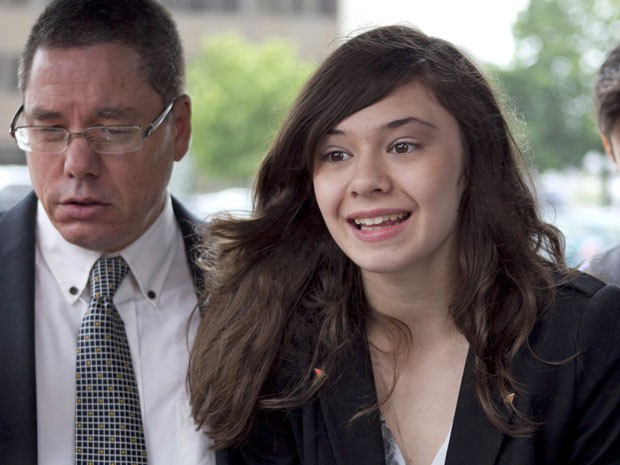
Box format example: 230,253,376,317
36,195,178,308
120,196,178,308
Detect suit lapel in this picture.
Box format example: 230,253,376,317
446,351,505,465
0,192,38,464
318,338,386,465
171,196,204,295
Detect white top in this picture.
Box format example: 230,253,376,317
35,196,214,465
382,419,451,465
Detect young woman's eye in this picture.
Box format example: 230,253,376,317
324,151,351,162
389,142,418,154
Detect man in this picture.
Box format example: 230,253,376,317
587,44,620,285
0,0,213,463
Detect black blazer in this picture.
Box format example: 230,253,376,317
219,274,620,465
0,192,203,465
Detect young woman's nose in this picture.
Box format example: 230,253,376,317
348,153,392,196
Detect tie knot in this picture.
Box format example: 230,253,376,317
89,256,129,299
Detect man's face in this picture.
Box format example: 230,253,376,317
21,43,191,252
601,118,620,172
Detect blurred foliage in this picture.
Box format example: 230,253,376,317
492,0,620,171
186,2,620,180
188,34,314,184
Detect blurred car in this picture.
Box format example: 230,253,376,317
184,187,253,220
544,205,620,267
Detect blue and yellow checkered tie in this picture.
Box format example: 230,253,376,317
75,256,148,464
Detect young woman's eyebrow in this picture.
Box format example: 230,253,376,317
327,116,437,136
382,116,437,131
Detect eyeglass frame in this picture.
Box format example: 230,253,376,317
8,100,175,154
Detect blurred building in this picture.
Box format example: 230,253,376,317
0,0,339,164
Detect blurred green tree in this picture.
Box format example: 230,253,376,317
187,34,314,185
492,0,620,171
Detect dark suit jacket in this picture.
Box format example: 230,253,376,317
0,191,203,465
219,273,620,465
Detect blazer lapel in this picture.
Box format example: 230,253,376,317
0,192,38,464
318,338,386,465
446,351,504,465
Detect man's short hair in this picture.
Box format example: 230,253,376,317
19,0,185,104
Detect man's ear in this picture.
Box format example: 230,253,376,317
172,94,192,162
600,132,619,170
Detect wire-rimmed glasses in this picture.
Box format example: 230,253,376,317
8,101,174,154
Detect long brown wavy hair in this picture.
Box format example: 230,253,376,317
188,25,567,449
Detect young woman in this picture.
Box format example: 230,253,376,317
189,25,620,465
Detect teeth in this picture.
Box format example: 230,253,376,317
353,213,407,226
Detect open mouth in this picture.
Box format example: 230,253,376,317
351,212,411,230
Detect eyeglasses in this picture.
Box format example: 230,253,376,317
8,101,174,154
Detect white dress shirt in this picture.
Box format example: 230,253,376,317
34,196,214,465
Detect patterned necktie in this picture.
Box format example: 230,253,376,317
75,257,148,465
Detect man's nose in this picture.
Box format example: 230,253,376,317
63,134,103,179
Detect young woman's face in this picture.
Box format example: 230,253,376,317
313,82,465,281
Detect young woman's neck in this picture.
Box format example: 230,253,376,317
362,262,461,345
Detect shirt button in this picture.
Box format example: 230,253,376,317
147,290,156,299
69,286,79,295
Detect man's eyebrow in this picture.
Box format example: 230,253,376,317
97,106,140,119
26,107,62,121
25,106,140,122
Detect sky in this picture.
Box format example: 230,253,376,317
339,0,530,67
